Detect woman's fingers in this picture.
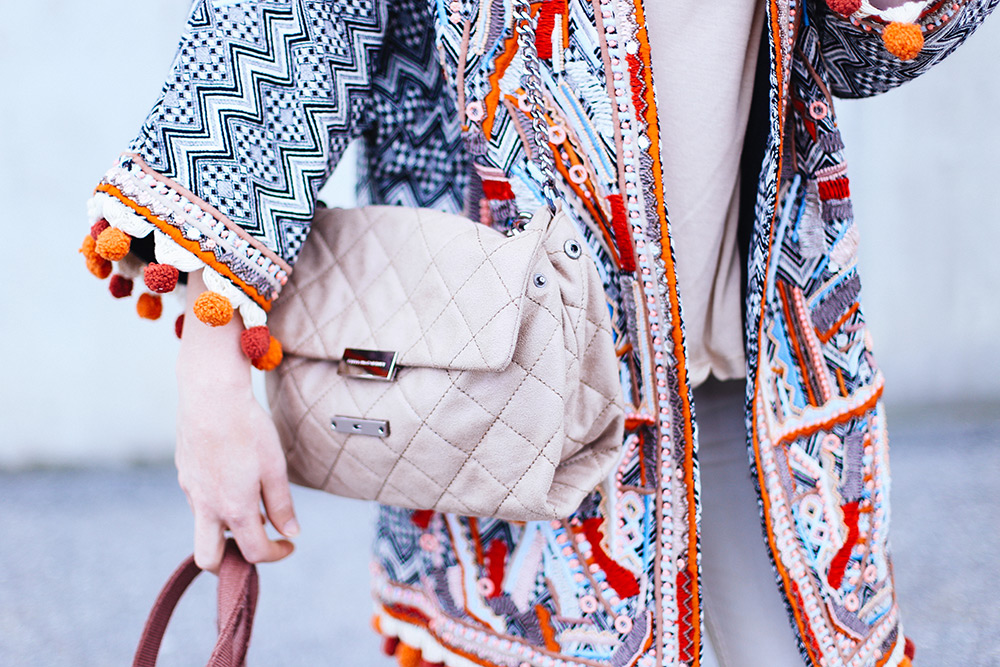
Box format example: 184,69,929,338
261,468,300,538
227,511,295,564
193,512,226,573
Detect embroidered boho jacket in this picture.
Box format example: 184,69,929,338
83,1,997,665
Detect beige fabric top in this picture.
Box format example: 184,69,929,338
644,3,766,387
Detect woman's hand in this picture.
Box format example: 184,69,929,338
175,270,299,573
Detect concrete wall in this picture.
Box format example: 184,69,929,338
1,1,997,467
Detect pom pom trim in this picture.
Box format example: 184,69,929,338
95,227,132,262
89,153,296,330
144,263,180,294
241,326,272,360
90,185,268,330
250,336,283,371
136,293,163,320
193,291,235,327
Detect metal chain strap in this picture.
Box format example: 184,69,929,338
512,0,558,208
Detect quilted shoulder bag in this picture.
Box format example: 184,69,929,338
266,204,625,521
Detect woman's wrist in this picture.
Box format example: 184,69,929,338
177,270,254,391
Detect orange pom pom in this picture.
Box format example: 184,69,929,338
193,291,234,327
96,227,132,261
80,234,97,258
371,615,383,635
89,257,113,279
251,336,283,371
883,22,924,61
395,644,422,667
80,235,112,279
144,263,180,293
899,659,911,667
136,293,163,320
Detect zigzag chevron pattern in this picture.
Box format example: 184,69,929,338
131,0,390,264
357,0,467,212
818,0,998,98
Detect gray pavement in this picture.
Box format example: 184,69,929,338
1,404,998,666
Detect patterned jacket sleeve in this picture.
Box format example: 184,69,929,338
816,0,998,99
80,0,389,363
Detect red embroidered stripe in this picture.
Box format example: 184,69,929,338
582,518,640,599
534,0,565,60
818,177,850,200
485,539,507,598
410,509,434,529
827,501,860,588
676,569,695,663
608,194,637,273
482,179,515,200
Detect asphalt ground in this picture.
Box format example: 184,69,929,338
2,403,998,666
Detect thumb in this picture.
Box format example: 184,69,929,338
261,470,300,538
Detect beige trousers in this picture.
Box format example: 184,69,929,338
695,378,805,667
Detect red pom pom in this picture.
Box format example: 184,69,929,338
826,0,861,16
904,637,916,660
381,637,400,657
136,293,163,320
240,326,271,359
144,263,180,293
90,219,110,240
175,314,185,339
109,274,134,298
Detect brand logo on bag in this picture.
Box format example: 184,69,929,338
338,348,399,381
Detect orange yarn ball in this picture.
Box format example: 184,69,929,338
899,659,911,667
96,227,132,261
80,235,112,279
79,234,97,258
395,644,422,667
882,22,924,61
136,293,163,320
88,257,113,279
371,615,383,635
251,336,283,371
193,291,234,327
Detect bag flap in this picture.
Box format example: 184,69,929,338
270,206,552,372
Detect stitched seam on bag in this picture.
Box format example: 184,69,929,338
371,367,467,499
434,324,564,515
298,210,420,358
300,210,527,370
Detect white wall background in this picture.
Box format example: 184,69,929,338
1,1,997,468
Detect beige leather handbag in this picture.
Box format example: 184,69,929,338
266,204,624,521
